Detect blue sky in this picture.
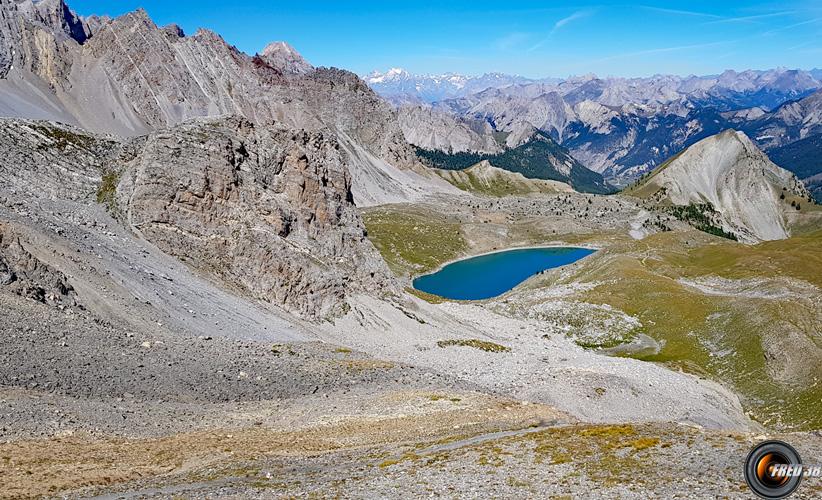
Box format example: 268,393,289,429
68,1,822,78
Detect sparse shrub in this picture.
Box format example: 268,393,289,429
667,203,737,241
96,171,120,212
436,339,510,353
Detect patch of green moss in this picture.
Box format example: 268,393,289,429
32,124,97,151
405,287,448,304
437,339,510,353
379,451,420,468
435,166,566,198
96,171,120,212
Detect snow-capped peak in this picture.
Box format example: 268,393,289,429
366,68,410,84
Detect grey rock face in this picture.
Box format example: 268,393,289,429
634,130,810,242
23,0,88,43
0,222,79,307
0,2,409,165
260,41,313,75
741,89,822,148
0,117,397,320
397,106,502,154
117,116,396,319
0,119,113,200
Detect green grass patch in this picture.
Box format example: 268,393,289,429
437,339,510,353
526,424,668,486
405,287,448,304
362,205,467,277
32,123,96,151
435,165,568,198
96,171,120,212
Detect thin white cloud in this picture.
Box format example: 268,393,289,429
788,40,815,50
494,32,530,51
528,9,595,52
640,6,722,19
552,10,592,33
763,17,822,35
704,11,797,25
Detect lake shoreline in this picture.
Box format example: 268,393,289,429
414,242,602,280
412,245,598,300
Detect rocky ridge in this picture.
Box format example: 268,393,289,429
0,0,454,205
0,116,395,320
434,160,574,197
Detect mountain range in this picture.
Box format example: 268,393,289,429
0,0,460,208
367,67,822,109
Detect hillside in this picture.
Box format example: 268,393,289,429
2,2,822,499
628,130,810,242
416,130,611,194
435,160,574,197
0,0,454,206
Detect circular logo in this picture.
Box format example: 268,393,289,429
744,440,803,499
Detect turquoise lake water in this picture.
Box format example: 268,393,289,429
413,247,595,300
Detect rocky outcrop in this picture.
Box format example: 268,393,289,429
0,116,398,320
0,119,113,201
743,89,822,149
0,222,80,308
631,130,809,242
259,41,312,75
116,116,396,319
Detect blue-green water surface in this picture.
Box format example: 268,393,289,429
413,247,595,300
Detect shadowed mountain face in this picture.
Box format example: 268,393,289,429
415,129,611,194
769,134,822,203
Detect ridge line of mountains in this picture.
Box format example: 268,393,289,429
370,67,822,200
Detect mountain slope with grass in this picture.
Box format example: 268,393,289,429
435,160,574,197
